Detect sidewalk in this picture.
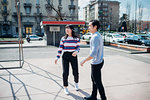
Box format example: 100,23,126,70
0,40,47,49
0,46,150,100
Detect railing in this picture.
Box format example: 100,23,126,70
68,5,76,9
1,1,8,5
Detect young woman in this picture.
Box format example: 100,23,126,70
55,24,80,95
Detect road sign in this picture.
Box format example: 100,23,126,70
50,26,60,32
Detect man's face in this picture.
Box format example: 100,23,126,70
88,22,96,33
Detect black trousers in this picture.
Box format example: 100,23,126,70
62,52,79,86
91,60,107,100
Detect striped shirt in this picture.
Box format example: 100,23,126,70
56,36,80,59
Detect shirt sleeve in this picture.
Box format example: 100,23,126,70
56,37,64,59
90,36,99,57
75,38,80,53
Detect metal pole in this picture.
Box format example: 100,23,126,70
134,0,137,34
53,31,55,46
15,0,24,67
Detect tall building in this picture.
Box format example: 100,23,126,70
0,0,78,37
83,0,120,31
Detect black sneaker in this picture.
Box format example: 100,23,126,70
84,96,97,100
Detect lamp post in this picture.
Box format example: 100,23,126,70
134,0,137,34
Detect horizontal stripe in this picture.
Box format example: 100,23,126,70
64,47,76,49
57,55,60,58
63,41,78,43
59,45,64,48
58,51,62,54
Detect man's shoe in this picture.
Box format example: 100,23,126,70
84,96,97,100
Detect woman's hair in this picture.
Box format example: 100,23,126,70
64,24,79,39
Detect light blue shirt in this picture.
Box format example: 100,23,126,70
90,32,104,64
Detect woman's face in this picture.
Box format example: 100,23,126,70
65,27,72,36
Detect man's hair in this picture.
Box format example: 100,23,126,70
90,20,100,31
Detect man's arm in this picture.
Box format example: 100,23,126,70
80,36,99,66
80,56,93,66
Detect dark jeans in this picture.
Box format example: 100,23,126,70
91,60,107,100
62,52,79,86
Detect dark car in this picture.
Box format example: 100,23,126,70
124,35,150,46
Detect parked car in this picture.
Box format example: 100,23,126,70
147,33,150,37
81,32,93,40
124,35,150,46
13,34,19,38
120,32,135,38
105,34,124,43
26,35,43,41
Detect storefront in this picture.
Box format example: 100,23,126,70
41,21,85,46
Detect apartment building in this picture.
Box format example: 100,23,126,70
0,0,78,37
83,0,120,31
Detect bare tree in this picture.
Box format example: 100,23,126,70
138,1,143,33
45,0,66,21
126,2,131,31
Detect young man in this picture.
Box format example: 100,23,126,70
80,20,107,100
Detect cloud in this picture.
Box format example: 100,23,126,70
142,8,150,21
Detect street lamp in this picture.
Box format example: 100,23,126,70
134,0,137,34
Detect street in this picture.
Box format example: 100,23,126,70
0,46,150,100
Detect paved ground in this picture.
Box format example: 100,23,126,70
0,41,150,100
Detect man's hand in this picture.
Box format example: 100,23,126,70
55,59,58,64
80,60,85,66
72,51,77,57
80,56,93,67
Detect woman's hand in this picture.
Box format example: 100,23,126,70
72,51,77,57
55,59,58,64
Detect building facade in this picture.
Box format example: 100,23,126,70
0,0,78,37
83,0,120,31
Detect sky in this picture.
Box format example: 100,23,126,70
78,0,150,21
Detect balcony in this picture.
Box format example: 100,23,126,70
1,1,8,5
12,12,22,17
68,5,76,10
34,13,42,16
24,3,32,8
58,5,62,10
36,4,40,8
45,4,52,10
1,10,9,16
2,21,11,25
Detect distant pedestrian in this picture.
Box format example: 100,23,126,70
55,24,80,95
80,20,107,100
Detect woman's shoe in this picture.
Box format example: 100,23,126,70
64,87,69,95
74,82,79,91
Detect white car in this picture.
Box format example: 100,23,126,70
26,35,43,41
105,34,124,43
81,32,93,40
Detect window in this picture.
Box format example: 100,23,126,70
16,27,18,33
133,36,139,40
36,0,40,4
47,0,50,4
26,0,30,3
26,27,32,34
70,0,74,5
103,3,108,6
37,8,40,14
26,7,31,14
3,6,7,13
59,0,62,5
3,0,7,3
